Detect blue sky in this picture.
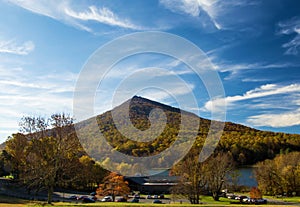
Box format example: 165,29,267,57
1,0,300,142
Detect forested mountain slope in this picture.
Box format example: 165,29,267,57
76,96,300,166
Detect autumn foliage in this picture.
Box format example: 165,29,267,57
96,172,130,201
255,152,300,196
250,187,262,199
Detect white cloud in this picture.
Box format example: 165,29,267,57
0,40,34,55
7,0,142,32
203,83,300,128
213,60,298,73
278,17,300,55
65,6,141,30
159,0,259,30
207,53,300,80
241,78,270,82
159,0,222,30
204,83,300,112
247,110,300,127
0,64,78,141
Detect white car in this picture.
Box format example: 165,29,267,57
101,196,113,202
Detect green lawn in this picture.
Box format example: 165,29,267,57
0,194,299,207
27,203,299,207
264,195,300,203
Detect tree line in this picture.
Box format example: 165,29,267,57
171,149,300,204
1,114,107,204
171,149,235,204
255,151,300,196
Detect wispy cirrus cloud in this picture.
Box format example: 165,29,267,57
7,0,142,32
65,6,141,30
278,16,300,55
0,64,78,140
206,51,300,80
159,0,260,30
205,38,300,79
0,40,34,55
211,57,299,73
159,0,222,30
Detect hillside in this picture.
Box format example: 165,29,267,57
76,96,300,169
0,142,5,152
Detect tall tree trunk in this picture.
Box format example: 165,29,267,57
47,185,54,204
212,192,219,201
196,193,200,204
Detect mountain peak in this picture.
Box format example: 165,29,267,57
126,96,182,115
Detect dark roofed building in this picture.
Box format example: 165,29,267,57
125,170,179,194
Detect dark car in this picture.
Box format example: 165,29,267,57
254,198,267,204
82,197,95,203
153,199,162,203
117,197,127,202
68,195,78,200
77,195,88,200
131,198,139,203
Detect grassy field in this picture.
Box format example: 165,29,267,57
0,194,299,207
264,195,300,203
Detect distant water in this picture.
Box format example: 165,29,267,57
237,167,257,187
147,167,257,187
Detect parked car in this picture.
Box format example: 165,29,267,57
153,199,162,203
68,195,78,200
131,198,139,203
134,194,140,198
159,194,164,199
227,194,236,199
91,196,97,201
101,196,113,202
243,197,267,204
235,195,248,201
242,197,251,203
146,195,152,199
153,195,158,199
255,198,267,204
82,197,95,203
77,195,88,200
116,197,127,202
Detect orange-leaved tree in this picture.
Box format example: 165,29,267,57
250,187,262,199
96,172,130,201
